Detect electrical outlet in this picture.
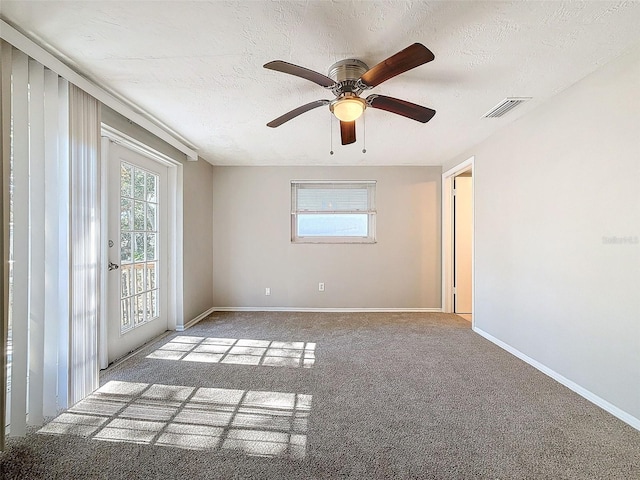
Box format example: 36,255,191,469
318,282,325,292
265,287,271,296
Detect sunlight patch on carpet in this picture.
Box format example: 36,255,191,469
146,336,316,368
38,381,311,459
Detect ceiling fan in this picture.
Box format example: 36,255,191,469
264,43,436,145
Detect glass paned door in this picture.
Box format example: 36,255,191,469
119,162,159,332
106,141,168,364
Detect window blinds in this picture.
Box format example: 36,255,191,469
5,46,72,436
1,42,101,443
292,182,375,213
69,84,101,406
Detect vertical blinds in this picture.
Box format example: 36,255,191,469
1,42,101,443
0,40,11,451
6,47,72,436
69,84,101,405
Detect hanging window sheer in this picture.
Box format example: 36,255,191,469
291,181,377,243
1,42,101,442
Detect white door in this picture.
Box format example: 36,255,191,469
454,175,473,314
106,141,169,363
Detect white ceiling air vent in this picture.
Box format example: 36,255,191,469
483,97,530,118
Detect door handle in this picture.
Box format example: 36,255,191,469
108,261,120,271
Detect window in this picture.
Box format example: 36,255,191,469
291,181,376,243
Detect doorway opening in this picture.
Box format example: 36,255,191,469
442,157,474,324
99,126,184,368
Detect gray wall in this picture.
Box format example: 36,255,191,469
183,155,214,321
212,166,441,309
444,44,640,422
102,107,214,324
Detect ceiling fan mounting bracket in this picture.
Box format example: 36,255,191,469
365,94,379,107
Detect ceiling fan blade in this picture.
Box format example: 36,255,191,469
264,60,336,88
340,121,356,145
359,43,435,88
267,100,330,128
367,95,436,123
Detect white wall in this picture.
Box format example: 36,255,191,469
212,166,441,309
444,44,640,424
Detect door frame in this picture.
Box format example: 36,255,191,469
442,156,474,324
99,124,184,369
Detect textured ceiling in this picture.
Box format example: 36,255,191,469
2,1,640,166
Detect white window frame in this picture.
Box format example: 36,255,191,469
291,180,377,244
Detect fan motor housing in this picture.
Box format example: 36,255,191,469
328,59,369,96
328,59,369,82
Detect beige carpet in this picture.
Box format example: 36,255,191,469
1,311,638,479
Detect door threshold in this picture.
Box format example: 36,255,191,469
101,329,172,374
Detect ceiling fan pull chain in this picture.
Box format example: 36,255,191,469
362,113,367,154
330,114,334,155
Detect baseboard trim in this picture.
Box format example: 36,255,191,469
212,307,442,313
473,326,640,432
179,306,216,331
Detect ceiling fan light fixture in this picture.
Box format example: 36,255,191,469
330,96,366,122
